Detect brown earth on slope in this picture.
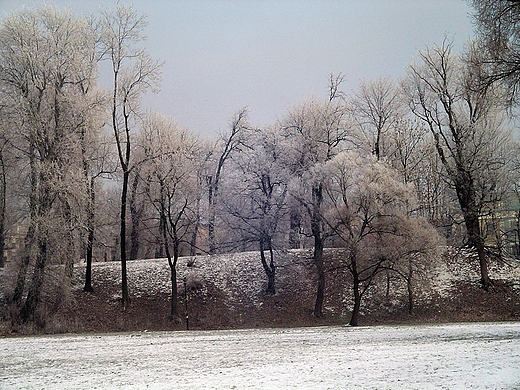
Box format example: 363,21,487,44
1,248,519,335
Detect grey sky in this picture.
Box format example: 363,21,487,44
0,1,474,137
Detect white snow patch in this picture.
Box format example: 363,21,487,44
1,322,519,389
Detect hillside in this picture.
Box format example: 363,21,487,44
1,247,520,334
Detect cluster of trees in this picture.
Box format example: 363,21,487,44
0,2,519,326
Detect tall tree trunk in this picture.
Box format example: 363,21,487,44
20,177,53,322
62,201,75,280
161,204,178,318
451,166,491,289
457,178,491,289
12,147,38,307
84,225,94,293
164,232,178,318
0,150,6,268
466,212,491,289
20,167,54,322
349,255,361,326
84,178,95,293
129,172,140,260
311,184,325,318
208,177,216,254
120,169,130,309
21,234,47,323
170,239,179,319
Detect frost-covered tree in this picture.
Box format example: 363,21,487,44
323,151,442,325
207,107,250,254
350,77,403,160
222,126,289,294
140,112,200,319
405,39,515,289
470,0,520,104
100,4,162,308
281,97,349,317
0,6,102,321
188,139,213,256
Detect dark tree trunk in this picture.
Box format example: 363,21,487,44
208,178,217,255
169,260,178,318
12,255,29,307
349,255,361,326
12,148,37,307
165,239,178,318
289,208,301,249
20,168,54,322
161,205,178,318
120,169,130,309
83,225,94,293
457,180,491,289
21,238,47,323
62,201,75,280
129,172,140,260
313,238,325,318
374,128,381,161
170,240,179,319
311,184,325,318
83,178,95,293
0,150,6,268
259,237,276,295
433,120,491,289
465,213,491,289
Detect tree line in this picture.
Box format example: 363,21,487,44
0,2,519,326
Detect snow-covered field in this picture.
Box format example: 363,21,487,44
1,322,519,389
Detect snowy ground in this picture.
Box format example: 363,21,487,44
1,322,519,389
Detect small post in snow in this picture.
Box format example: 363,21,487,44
184,276,189,331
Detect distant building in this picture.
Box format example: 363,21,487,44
3,223,28,267
480,201,520,257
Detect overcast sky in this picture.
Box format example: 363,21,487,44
0,1,475,137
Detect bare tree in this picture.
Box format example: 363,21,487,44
100,4,162,308
404,39,514,289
